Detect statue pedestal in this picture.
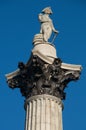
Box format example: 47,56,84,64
32,42,57,64
24,94,63,130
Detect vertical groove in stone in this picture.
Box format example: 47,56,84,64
25,104,29,130
61,108,63,130
25,95,63,130
61,108,62,130
45,98,50,130
58,106,63,130
55,101,59,130
50,99,55,130
53,100,56,130
32,100,36,130
28,101,32,130
36,99,41,130
27,105,29,130
41,98,45,130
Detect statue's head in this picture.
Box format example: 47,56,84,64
42,7,53,14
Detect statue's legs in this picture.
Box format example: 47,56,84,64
41,24,52,42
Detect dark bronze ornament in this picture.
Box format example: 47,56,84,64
7,54,80,100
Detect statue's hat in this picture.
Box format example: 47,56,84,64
42,7,53,14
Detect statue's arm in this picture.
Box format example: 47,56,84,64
51,21,59,33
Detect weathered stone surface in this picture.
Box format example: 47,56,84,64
25,94,63,130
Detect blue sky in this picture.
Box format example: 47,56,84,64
0,0,86,130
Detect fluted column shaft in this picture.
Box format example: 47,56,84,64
24,94,63,130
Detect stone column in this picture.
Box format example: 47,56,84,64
24,94,63,130
5,43,81,130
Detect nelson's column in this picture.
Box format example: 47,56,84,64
6,7,82,130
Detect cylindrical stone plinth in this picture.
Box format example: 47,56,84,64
32,43,57,64
24,94,63,130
